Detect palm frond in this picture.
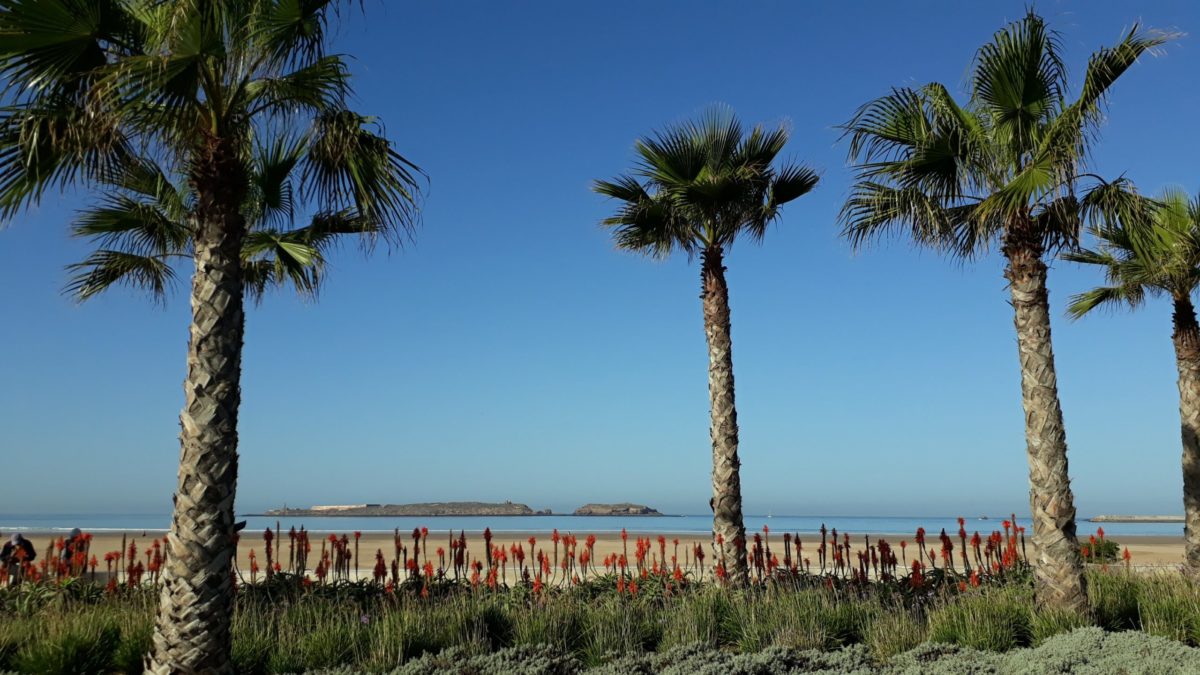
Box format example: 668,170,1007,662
300,109,423,247
970,9,1066,154
1064,187,1200,318
1077,25,1173,122
1065,284,1145,319
595,180,692,258
65,249,176,303
841,181,975,252
0,100,130,219
72,193,192,256
0,0,133,100
243,55,349,117
248,133,305,228
767,164,820,210
842,87,931,164
250,0,343,71
598,107,816,257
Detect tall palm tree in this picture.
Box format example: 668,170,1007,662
594,108,819,587
840,11,1167,612
1064,188,1200,573
0,2,421,671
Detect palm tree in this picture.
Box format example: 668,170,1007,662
66,137,378,305
1064,188,1200,573
840,10,1167,612
594,108,819,587
0,2,420,670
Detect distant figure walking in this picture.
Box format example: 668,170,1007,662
60,528,84,574
1,533,37,585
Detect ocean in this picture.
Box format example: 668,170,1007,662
0,513,1182,538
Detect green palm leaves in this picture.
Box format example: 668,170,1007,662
65,127,394,305
594,107,819,256
1066,188,1200,317
0,0,422,235
840,10,1168,257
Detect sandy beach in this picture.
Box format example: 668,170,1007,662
15,529,1190,578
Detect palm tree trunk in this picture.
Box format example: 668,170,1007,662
1172,296,1200,573
1004,239,1087,613
148,141,247,674
701,246,749,587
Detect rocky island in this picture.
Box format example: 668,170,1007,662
256,501,552,517
573,503,663,516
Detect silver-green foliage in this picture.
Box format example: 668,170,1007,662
303,629,1200,674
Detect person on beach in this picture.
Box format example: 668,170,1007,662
60,528,84,572
1,533,37,584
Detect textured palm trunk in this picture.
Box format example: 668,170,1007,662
148,140,247,675
701,246,749,587
1004,235,1087,613
1171,296,1200,573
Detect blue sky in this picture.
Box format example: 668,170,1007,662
1,0,1198,517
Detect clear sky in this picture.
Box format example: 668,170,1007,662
1,1,1198,518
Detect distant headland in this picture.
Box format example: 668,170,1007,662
254,502,552,517
1089,515,1184,523
573,503,663,516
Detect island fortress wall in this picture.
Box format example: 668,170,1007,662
309,504,379,512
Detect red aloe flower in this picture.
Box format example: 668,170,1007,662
909,560,924,588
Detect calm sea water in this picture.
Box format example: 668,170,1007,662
0,513,1183,537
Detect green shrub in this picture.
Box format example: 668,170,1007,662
1137,575,1200,645
927,588,1031,652
231,621,275,675
11,622,120,675
511,597,587,654
1030,607,1091,646
363,603,468,670
267,604,371,672
590,642,877,675
724,593,780,652
994,626,1200,675
112,621,151,674
0,618,30,671
659,588,734,649
1081,537,1121,563
866,610,926,661
393,644,580,675
1087,570,1140,630
6,570,1200,673
580,599,661,666
817,594,878,647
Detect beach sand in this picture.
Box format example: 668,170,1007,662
16,528,1189,578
